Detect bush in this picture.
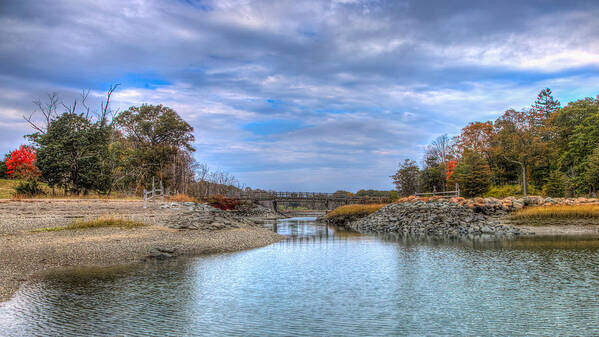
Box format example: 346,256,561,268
485,184,541,198
14,180,44,197
208,194,241,210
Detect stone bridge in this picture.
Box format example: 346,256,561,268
228,191,391,212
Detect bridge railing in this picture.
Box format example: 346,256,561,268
227,191,392,203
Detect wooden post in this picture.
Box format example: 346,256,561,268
160,180,164,202
152,177,155,202
456,183,460,197
144,189,147,208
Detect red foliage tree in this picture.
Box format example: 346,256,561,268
5,145,40,179
446,159,458,182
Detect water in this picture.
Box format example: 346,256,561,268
1,217,598,336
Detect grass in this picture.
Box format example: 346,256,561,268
0,179,18,199
510,204,599,226
0,178,140,200
324,203,387,224
167,193,198,203
31,216,147,232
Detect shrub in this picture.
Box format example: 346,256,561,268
14,180,44,197
208,194,241,210
485,184,541,198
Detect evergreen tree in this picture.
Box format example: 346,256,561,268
450,150,492,197
584,147,599,196
543,170,569,197
391,159,420,196
531,88,561,120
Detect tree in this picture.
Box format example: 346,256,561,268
584,147,599,196
34,113,106,194
543,170,568,197
490,108,547,195
115,104,195,189
391,159,420,196
0,159,7,179
550,97,599,194
449,150,492,197
456,121,494,156
5,146,40,179
531,88,560,124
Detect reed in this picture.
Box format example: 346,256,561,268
511,204,599,225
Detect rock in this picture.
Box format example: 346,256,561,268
147,247,176,260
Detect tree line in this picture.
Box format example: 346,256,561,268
1,86,242,198
392,88,599,198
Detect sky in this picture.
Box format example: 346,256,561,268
1,0,599,192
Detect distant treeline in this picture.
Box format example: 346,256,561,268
2,86,242,198
392,88,599,198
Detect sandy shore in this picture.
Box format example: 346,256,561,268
0,199,284,303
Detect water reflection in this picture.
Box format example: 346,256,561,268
0,217,598,336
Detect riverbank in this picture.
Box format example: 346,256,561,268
0,200,284,303
322,196,599,238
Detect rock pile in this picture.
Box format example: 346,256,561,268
159,202,256,230
394,195,599,215
347,199,522,238
229,203,283,219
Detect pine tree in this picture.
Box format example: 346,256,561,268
543,170,568,197
450,150,492,197
532,88,560,118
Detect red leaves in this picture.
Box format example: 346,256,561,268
5,145,40,179
446,159,458,181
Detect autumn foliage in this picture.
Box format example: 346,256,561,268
207,194,241,210
5,145,40,179
446,159,458,182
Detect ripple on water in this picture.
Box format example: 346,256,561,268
1,218,598,336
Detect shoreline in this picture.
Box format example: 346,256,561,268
0,200,284,303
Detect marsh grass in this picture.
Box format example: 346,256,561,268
511,205,599,226
167,193,199,203
325,204,386,222
31,216,147,233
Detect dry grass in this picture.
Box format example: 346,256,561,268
167,193,198,203
511,205,599,226
0,179,18,199
325,203,386,222
31,216,147,232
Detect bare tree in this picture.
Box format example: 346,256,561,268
23,93,59,134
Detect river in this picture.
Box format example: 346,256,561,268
1,217,598,336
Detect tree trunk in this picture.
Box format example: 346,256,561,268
520,162,527,196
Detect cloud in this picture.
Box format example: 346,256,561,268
0,0,598,191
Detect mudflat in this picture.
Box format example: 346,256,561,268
0,199,283,302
